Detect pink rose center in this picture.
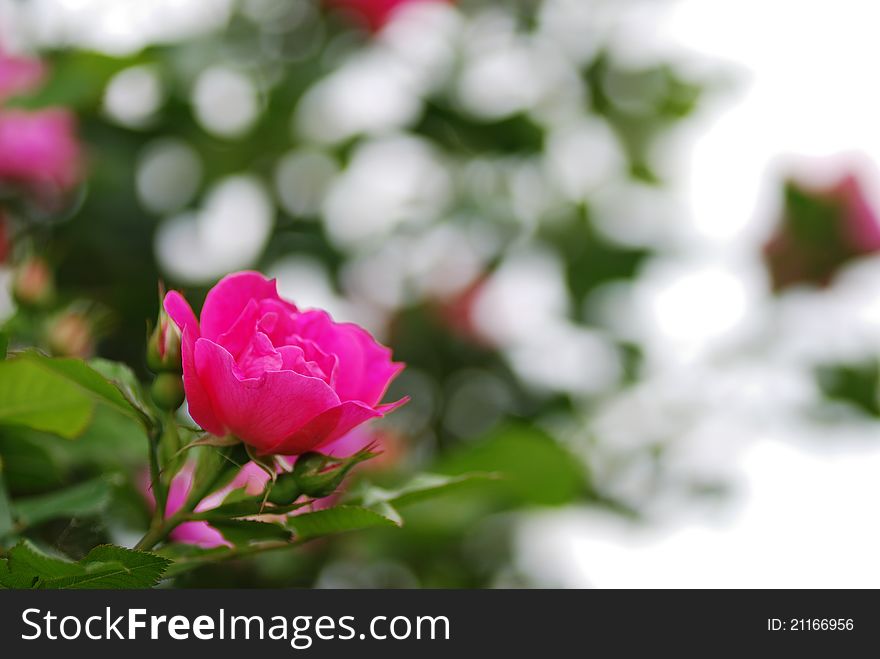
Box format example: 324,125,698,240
216,298,338,386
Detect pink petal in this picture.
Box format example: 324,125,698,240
270,398,405,456
165,291,225,435
293,310,404,406
164,290,200,337
170,521,231,549
194,338,340,453
200,271,296,342
322,426,379,457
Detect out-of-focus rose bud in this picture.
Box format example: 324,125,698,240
0,109,82,195
0,47,45,103
12,255,54,307
46,310,94,358
292,448,377,498
764,173,880,291
147,305,182,374
151,372,185,411
326,0,451,32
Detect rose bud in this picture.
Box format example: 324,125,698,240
267,471,301,505
46,310,94,358
292,448,377,499
163,271,407,456
151,372,185,411
764,172,880,291
12,255,54,307
147,305,183,373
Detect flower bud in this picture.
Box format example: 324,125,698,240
147,306,182,373
151,372,185,411
12,256,54,307
267,471,301,505
292,448,377,499
46,310,93,358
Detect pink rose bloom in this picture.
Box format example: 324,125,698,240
0,47,45,103
327,0,450,31
164,271,406,456
0,108,82,192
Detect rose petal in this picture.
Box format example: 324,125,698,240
215,298,260,357
164,290,200,337
180,326,226,435
194,338,340,452
270,396,407,455
200,271,296,341
236,332,283,379
170,521,230,549
293,310,404,406
165,291,225,435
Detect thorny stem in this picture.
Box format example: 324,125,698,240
146,420,167,526
134,510,186,552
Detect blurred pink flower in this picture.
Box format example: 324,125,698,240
0,108,82,193
764,173,880,291
142,431,379,548
0,47,45,103
327,0,451,32
164,271,406,456
141,462,267,549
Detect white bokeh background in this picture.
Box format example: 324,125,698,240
516,0,880,588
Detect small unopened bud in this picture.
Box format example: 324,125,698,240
46,311,93,358
267,472,301,505
150,372,184,411
147,306,182,373
292,448,377,499
13,256,54,307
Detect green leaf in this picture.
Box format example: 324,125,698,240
0,457,14,539
0,541,82,588
0,540,170,589
0,430,66,494
0,332,7,359
353,472,498,509
211,520,291,546
437,424,588,506
45,545,171,589
23,354,144,424
89,358,153,421
0,358,94,438
0,353,146,439
13,475,119,527
287,505,399,542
